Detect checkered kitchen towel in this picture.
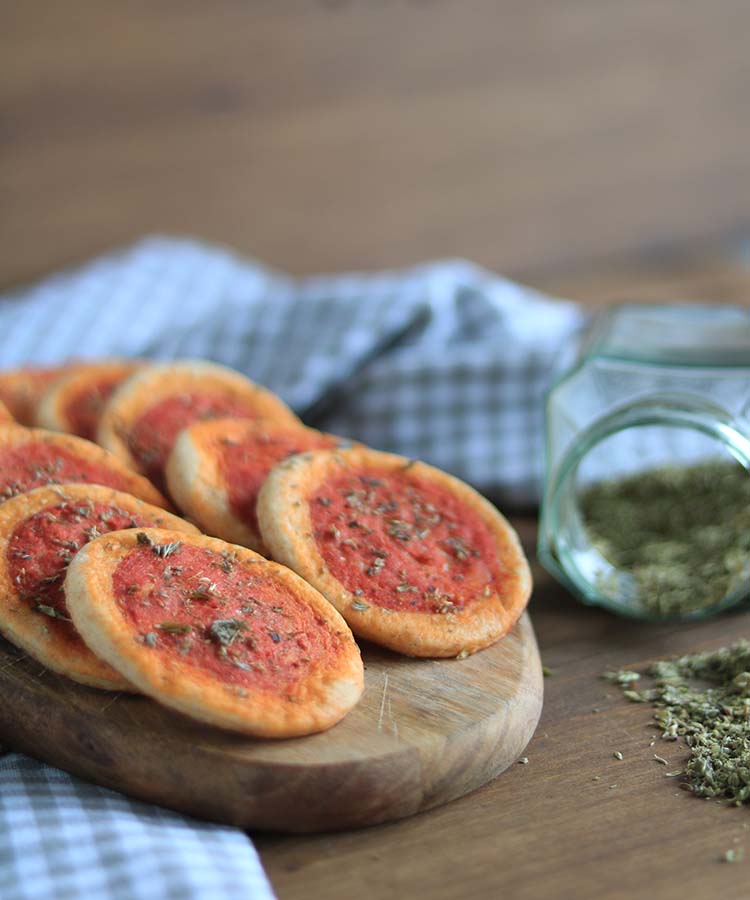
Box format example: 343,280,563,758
0,236,584,899
0,755,272,900
0,236,583,503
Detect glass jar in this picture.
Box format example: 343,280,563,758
538,304,750,622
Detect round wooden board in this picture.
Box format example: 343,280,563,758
0,612,542,833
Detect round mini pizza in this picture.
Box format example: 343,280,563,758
0,364,74,425
0,424,169,509
97,361,300,493
35,360,143,440
257,447,533,658
65,528,364,737
165,418,342,554
0,485,198,689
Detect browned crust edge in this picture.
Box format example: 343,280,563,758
35,360,143,436
0,366,74,425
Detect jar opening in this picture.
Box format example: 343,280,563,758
540,397,750,621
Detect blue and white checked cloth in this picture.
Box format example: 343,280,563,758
0,236,583,503
0,236,583,899
0,756,272,900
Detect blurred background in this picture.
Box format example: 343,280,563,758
2,0,750,301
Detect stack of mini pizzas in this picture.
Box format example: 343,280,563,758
0,360,531,738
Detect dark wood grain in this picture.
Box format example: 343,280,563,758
0,613,542,832
2,1,750,288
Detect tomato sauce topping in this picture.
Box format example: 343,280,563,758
64,376,127,440
220,428,338,532
129,393,258,486
113,541,339,693
310,468,503,613
0,442,131,503
7,502,154,647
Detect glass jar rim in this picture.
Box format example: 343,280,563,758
539,391,750,622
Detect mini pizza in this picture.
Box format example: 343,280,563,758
0,424,169,509
0,485,198,689
257,447,533,658
65,529,364,737
165,418,342,553
35,360,143,440
0,364,74,425
97,361,300,493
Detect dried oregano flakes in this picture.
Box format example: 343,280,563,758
607,641,750,805
581,461,750,617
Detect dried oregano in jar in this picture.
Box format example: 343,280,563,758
539,304,750,621
580,461,750,618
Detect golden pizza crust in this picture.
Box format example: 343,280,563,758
65,528,364,736
165,417,340,555
0,399,14,424
165,418,263,551
0,365,74,425
96,360,300,475
0,485,198,690
257,447,533,658
0,424,171,509
35,360,143,438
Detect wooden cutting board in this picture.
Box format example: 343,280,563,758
0,612,542,833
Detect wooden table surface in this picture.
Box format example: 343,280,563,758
4,1,750,289
3,3,750,898
257,513,750,900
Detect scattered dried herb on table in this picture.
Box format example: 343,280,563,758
608,640,750,805
581,461,750,617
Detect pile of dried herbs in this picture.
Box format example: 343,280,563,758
581,460,750,617
608,640,750,804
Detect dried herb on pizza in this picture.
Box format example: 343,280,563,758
65,529,364,736
165,417,342,553
35,360,142,441
0,424,170,509
257,447,533,658
97,361,300,493
0,485,198,689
